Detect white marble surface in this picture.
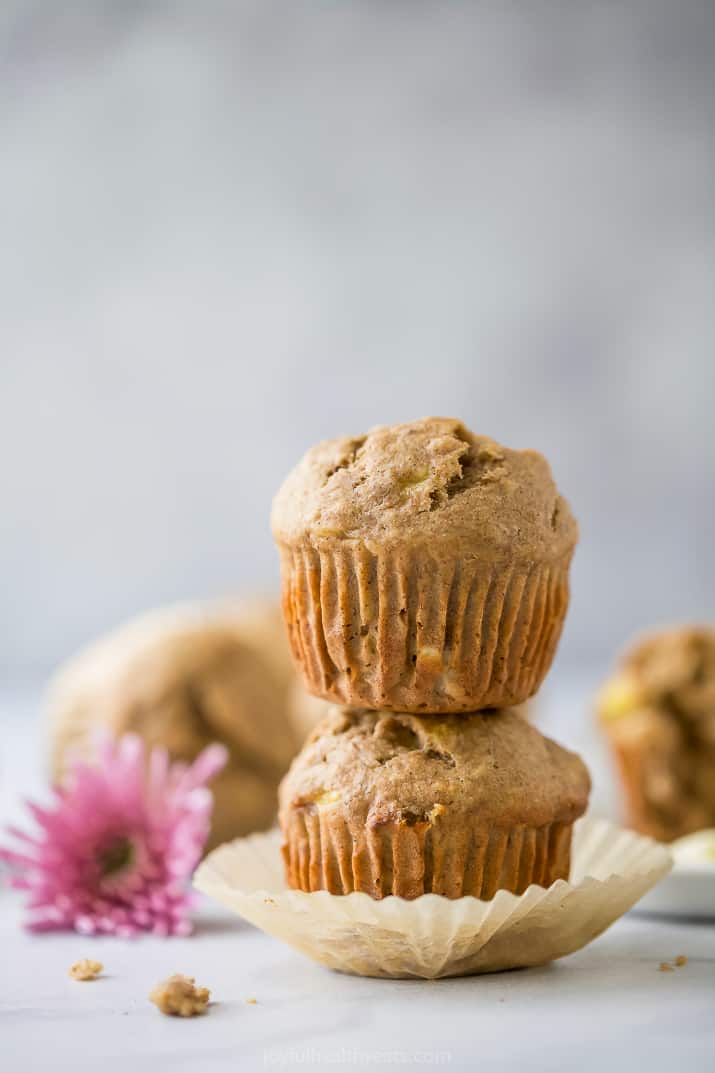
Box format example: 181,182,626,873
2,681,715,1073
2,890,714,1073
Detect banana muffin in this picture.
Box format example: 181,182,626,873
49,600,304,850
598,625,715,842
279,706,590,900
272,417,577,712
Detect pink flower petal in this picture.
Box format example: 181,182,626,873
1,736,221,938
183,744,229,789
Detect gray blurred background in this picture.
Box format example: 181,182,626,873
2,0,714,684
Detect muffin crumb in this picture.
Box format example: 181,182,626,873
675,955,688,967
149,974,210,1017
245,997,257,1004
658,962,674,972
69,958,103,981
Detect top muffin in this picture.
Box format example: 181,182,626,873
272,418,577,713
272,417,576,557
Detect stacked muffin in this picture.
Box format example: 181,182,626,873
273,418,590,900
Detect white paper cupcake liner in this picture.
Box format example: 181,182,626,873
193,817,671,979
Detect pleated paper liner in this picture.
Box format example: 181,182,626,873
194,817,672,980
278,542,572,713
281,809,575,899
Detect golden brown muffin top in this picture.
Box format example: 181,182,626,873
271,417,577,559
598,625,715,741
279,706,590,829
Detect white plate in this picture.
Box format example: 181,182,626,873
634,866,715,918
634,829,715,919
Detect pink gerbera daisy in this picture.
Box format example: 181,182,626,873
0,734,227,937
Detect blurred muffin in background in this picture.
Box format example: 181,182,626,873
597,625,715,842
49,600,324,850
287,679,332,744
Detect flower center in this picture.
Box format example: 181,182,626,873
97,837,134,878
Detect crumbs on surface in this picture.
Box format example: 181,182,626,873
245,997,257,1004
149,974,210,1017
69,959,103,981
659,955,689,972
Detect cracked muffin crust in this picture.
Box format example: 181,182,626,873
272,417,578,712
598,625,715,842
48,601,304,850
279,706,590,900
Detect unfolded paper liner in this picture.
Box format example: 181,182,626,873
194,817,672,979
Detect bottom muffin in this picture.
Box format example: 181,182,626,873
279,707,590,900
